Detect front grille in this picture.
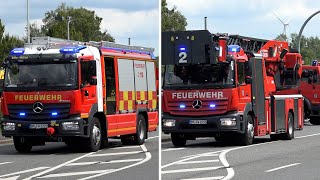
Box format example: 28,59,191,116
167,99,228,116
8,103,70,120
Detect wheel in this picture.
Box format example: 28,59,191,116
171,133,187,147
85,117,102,152
238,115,254,145
13,137,32,153
133,115,147,145
282,113,294,140
309,117,320,125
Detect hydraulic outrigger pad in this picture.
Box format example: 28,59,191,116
162,30,218,65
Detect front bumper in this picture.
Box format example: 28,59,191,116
0,115,89,138
162,112,244,134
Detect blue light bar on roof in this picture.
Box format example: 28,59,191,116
60,46,87,54
228,45,241,53
10,48,25,56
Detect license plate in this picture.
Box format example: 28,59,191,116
189,120,207,124
29,124,48,129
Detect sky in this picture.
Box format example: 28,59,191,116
0,0,159,55
167,0,320,42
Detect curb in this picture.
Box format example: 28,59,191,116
0,139,13,145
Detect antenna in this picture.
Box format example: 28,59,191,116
273,12,290,41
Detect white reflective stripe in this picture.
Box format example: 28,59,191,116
136,101,148,105
272,94,303,99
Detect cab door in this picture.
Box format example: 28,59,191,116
80,59,97,117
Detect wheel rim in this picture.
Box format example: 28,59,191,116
138,120,145,140
92,124,101,146
248,121,254,139
288,117,293,135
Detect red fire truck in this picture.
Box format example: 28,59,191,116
1,37,158,152
162,30,304,146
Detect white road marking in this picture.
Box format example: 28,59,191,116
162,148,186,152
65,162,99,166
181,154,218,159
79,144,152,180
265,163,301,172
66,158,144,167
177,160,219,165
22,152,96,180
0,167,50,178
38,170,113,178
99,159,143,164
162,166,223,174
0,162,13,166
222,168,234,180
111,146,140,150
0,175,20,180
88,151,142,157
295,132,320,139
181,176,225,180
147,136,159,140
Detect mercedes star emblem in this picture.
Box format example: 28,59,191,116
33,102,44,113
192,100,202,109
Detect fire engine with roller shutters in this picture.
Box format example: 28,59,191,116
162,30,304,146
0,36,158,152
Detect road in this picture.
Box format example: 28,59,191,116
161,122,320,180
0,131,159,180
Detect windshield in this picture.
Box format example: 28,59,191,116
164,61,235,88
5,62,78,90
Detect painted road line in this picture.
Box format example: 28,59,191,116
38,170,113,178
265,163,301,172
162,148,186,152
111,146,141,150
0,167,50,178
181,153,219,159
147,136,159,140
162,166,224,174
0,175,20,180
181,176,225,180
295,132,320,139
22,152,96,180
0,162,13,166
65,162,99,166
79,144,152,180
99,158,143,164
177,160,220,165
88,151,142,157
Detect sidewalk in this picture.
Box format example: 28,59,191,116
0,131,13,144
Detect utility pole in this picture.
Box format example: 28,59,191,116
128,38,131,45
27,0,30,43
204,17,207,30
67,16,71,40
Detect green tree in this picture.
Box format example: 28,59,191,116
161,0,188,31
40,3,114,42
0,19,23,62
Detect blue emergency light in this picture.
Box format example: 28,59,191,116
10,48,25,56
179,46,187,52
209,104,216,108
59,46,87,54
19,112,26,116
51,112,58,116
179,104,186,108
228,45,241,52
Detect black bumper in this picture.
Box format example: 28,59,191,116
162,112,244,134
0,115,89,138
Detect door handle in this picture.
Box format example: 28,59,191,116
84,90,89,97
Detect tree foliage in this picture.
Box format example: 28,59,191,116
0,19,23,62
35,3,114,42
161,0,187,31
276,33,320,65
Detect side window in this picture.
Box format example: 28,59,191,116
81,61,96,86
237,62,245,85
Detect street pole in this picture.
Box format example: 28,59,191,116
67,16,71,40
27,0,30,43
128,38,131,45
204,17,207,30
297,10,320,52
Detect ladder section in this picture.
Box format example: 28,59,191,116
228,35,268,53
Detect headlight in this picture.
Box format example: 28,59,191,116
62,121,79,130
163,119,176,127
2,122,15,131
220,118,236,126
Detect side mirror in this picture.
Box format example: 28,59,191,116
245,76,252,84
280,48,288,59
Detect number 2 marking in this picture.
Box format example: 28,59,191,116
179,52,187,63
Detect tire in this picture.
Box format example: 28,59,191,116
85,117,102,152
171,133,187,147
282,113,294,140
133,115,147,145
238,115,254,146
13,137,32,153
309,117,320,125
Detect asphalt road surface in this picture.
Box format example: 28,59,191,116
161,122,320,180
0,131,159,180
